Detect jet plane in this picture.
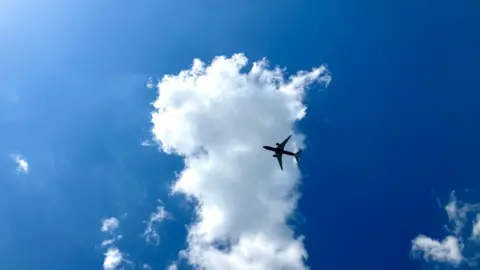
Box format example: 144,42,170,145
263,135,302,170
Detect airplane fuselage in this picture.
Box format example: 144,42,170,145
263,146,295,156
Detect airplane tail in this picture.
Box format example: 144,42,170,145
294,149,302,163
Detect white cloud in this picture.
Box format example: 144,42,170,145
472,214,480,240
411,190,480,267
141,140,155,147
101,239,115,247
101,217,119,234
411,235,463,265
166,264,178,270
151,53,331,270
445,191,470,235
103,248,123,270
144,202,171,245
142,264,153,270
146,76,159,89
316,66,332,88
11,154,29,174
100,218,124,269
442,191,480,241
101,235,123,248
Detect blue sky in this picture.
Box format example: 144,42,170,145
1,0,479,270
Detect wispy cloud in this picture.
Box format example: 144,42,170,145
144,201,171,245
411,190,480,267
100,217,124,270
101,239,116,247
146,76,157,89
11,153,29,174
151,53,331,269
140,140,155,147
101,235,123,248
142,264,153,270
472,215,480,240
315,64,332,88
101,217,119,234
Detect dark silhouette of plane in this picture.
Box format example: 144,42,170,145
263,135,302,170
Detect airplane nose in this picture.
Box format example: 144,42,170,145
263,146,268,149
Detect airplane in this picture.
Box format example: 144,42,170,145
263,135,302,170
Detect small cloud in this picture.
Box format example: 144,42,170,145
142,264,153,270
166,263,178,270
101,217,119,234
472,214,480,240
411,190,480,267
101,235,122,248
146,76,159,89
141,140,155,147
103,248,123,270
316,64,332,88
445,191,468,234
101,239,115,247
99,217,126,269
11,154,29,174
144,202,171,245
411,235,463,265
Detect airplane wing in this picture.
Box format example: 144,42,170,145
276,152,284,170
276,135,292,151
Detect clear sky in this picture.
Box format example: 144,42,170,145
0,0,479,270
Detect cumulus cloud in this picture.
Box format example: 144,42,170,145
151,53,331,269
411,235,463,265
144,201,171,245
100,217,124,270
103,248,123,270
411,190,480,267
101,217,120,234
11,154,29,174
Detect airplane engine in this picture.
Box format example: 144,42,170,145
276,143,279,146
273,155,276,157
